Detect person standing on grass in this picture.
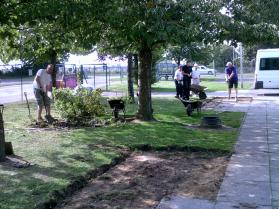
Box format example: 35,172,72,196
33,64,54,123
174,65,183,98
182,61,192,100
225,62,238,101
191,63,201,85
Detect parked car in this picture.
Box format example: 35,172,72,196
197,65,215,75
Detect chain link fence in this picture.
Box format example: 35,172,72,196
0,63,128,104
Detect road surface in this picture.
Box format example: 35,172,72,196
0,75,117,104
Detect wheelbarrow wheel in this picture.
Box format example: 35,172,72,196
199,91,207,100
186,104,193,116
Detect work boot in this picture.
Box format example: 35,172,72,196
45,115,55,124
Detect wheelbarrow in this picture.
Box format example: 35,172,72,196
180,98,203,116
108,99,125,119
190,84,207,100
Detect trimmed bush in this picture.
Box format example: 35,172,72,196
53,87,105,124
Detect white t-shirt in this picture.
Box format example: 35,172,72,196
191,70,200,85
174,69,183,81
33,69,52,91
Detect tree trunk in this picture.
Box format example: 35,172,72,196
137,46,153,121
0,106,5,162
177,57,181,66
127,53,135,103
177,47,183,66
50,49,57,88
133,54,139,86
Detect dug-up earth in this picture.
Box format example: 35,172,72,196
56,151,229,209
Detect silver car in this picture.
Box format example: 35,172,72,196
197,65,215,75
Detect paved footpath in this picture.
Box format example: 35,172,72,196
157,95,279,209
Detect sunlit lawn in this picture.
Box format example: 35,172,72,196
108,79,252,93
151,80,252,92
0,98,244,209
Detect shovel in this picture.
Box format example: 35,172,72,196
24,92,31,119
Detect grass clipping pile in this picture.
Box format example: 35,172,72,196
57,151,229,209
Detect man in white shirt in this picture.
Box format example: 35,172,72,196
192,63,201,85
33,64,53,123
174,65,183,98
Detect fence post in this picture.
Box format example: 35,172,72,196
105,64,108,91
93,66,96,88
239,43,244,88
108,65,111,86
0,104,5,161
20,65,23,103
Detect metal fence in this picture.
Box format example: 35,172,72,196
0,63,128,104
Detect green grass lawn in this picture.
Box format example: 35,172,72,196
151,80,252,92
0,98,244,209
108,80,252,93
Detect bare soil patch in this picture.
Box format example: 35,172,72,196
56,151,229,209
204,97,253,109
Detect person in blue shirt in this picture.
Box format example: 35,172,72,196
225,62,238,101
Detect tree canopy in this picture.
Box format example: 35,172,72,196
1,0,279,120
88,0,226,120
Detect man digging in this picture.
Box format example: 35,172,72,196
33,64,55,123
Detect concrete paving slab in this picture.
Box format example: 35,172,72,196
267,122,279,127
244,115,266,119
156,196,214,209
238,135,267,143
224,164,269,182
267,118,279,122
234,142,269,153
230,153,269,166
241,118,267,122
239,129,267,136
241,119,267,123
241,117,265,122
268,135,279,144
271,183,279,208
241,125,268,130
270,154,279,168
237,135,268,142
214,201,271,209
270,167,279,183
246,112,266,116
266,117,279,122
217,180,271,206
268,129,279,134
268,144,279,153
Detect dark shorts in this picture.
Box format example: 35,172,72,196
33,88,50,107
228,79,238,89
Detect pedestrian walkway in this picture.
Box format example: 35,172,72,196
157,96,279,209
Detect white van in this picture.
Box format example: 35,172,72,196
254,48,279,89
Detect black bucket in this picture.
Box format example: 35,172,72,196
201,115,221,128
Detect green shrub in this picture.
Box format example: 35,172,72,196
53,87,105,123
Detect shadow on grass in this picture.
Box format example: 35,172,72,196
0,145,125,209
1,98,243,209
151,87,175,92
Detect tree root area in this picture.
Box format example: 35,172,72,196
56,151,229,209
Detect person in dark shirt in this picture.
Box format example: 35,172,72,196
225,62,238,101
182,61,192,100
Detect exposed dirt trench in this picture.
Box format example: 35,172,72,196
55,151,229,209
